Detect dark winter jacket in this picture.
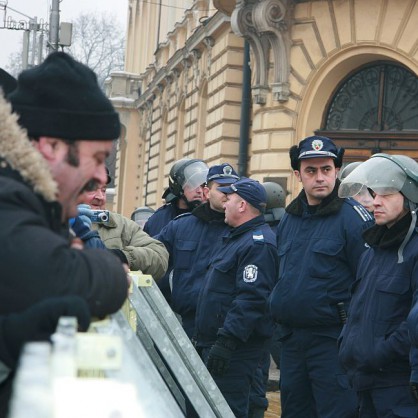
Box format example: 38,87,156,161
339,214,418,389
155,203,229,336
195,215,279,346
0,94,128,319
143,202,188,237
269,184,374,334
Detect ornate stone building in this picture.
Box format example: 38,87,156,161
107,0,418,217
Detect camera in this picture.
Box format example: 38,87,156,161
90,210,110,224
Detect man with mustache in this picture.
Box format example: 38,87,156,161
0,53,131,413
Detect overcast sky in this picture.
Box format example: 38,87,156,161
0,0,128,69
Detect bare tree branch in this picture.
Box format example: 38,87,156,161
5,11,125,90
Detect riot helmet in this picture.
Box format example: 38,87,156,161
262,182,287,225
339,162,374,213
264,182,286,209
338,154,418,203
131,206,155,228
167,158,208,209
169,158,208,195
339,153,418,263
339,161,362,180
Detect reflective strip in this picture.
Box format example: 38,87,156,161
298,150,337,159
353,205,373,222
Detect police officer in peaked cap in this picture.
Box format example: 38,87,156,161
269,136,374,417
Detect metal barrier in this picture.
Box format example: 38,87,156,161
8,276,234,418
129,276,234,418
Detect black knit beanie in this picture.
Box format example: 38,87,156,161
8,52,120,140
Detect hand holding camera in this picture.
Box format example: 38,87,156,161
90,210,110,224
77,204,110,226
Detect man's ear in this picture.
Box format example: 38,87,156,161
335,167,340,178
239,199,246,213
33,137,61,162
294,170,302,182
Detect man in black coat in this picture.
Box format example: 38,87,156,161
0,52,130,412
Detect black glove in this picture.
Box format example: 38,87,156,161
206,335,238,376
410,382,418,402
0,296,91,368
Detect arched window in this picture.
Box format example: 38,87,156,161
316,62,418,160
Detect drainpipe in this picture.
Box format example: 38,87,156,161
237,40,251,177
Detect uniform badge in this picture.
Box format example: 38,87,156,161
223,165,233,175
243,264,258,283
311,139,324,151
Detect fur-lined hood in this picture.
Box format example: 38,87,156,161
0,92,57,201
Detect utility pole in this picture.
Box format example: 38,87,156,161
29,17,37,66
48,0,60,53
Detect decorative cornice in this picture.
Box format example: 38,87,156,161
136,12,230,109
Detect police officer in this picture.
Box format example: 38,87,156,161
143,158,209,236
408,299,418,404
248,182,287,418
155,163,239,337
269,136,374,418
339,162,375,213
195,178,279,418
338,154,418,417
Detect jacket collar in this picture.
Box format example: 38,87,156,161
286,179,344,217
363,212,414,249
0,94,57,202
229,215,265,238
192,202,226,222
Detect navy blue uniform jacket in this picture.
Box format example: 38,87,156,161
156,203,229,323
339,215,418,389
269,186,374,333
195,215,279,346
144,202,187,237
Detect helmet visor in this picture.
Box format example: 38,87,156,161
339,157,407,198
182,162,209,190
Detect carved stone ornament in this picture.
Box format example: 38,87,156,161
231,0,291,103
203,36,215,76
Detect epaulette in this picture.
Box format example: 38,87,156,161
172,212,192,221
345,198,374,222
252,230,265,243
154,203,173,213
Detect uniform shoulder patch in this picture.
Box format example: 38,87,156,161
252,230,265,243
243,265,258,283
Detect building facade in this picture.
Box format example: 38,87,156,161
107,0,418,217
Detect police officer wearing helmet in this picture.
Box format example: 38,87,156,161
143,158,209,236
269,136,374,418
338,154,418,417
195,178,279,418
339,162,375,213
155,163,240,337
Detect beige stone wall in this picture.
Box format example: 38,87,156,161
125,0,194,75
111,0,418,216
134,24,245,212
251,0,418,199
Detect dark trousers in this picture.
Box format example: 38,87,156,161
0,374,14,418
280,328,357,418
249,347,271,412
358,386,417,418
201,341,265,418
